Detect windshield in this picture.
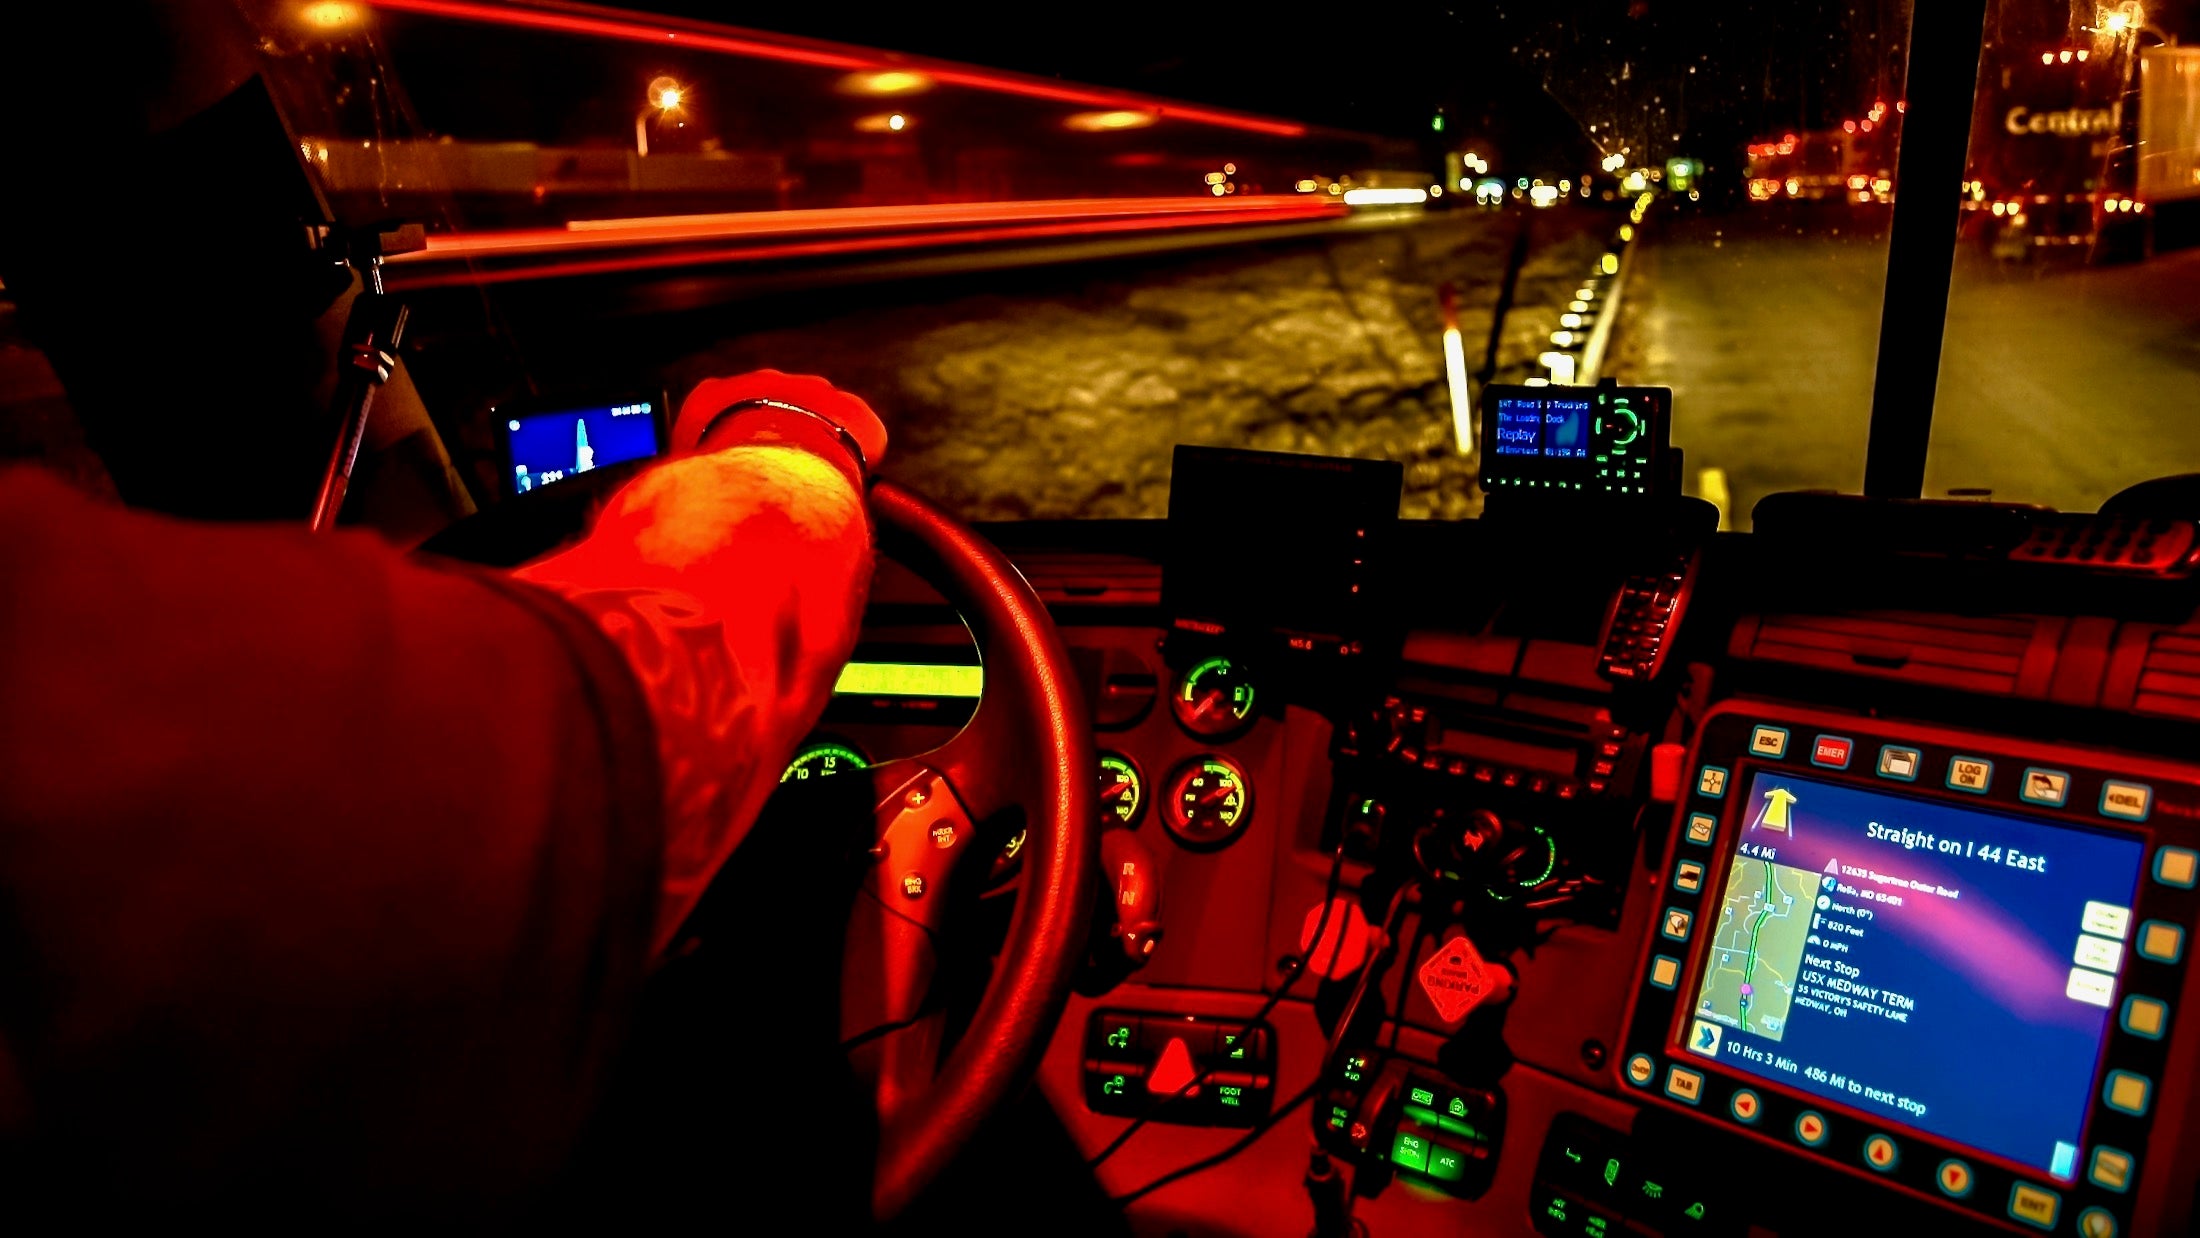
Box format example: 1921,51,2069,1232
38,1,2199,525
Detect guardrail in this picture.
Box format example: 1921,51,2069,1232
1536,193,1653,386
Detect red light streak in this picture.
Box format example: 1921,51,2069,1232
384,198,1348,289
396,196,1333,260
366,0,1307,136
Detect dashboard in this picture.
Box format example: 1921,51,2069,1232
747,424,2200,1237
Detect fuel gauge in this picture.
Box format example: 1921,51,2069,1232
1171,656,1259,739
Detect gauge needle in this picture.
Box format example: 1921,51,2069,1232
1193,784,1232,809
1102,782,1130,802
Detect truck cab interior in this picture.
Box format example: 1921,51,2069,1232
3,2,2199,1235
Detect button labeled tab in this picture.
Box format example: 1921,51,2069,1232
1947,757,1993,794
1684,813,1716,845
1811,734,1853,769
1749,726,1790,758
2101,781,2153,822
2009,1182,2061,1231
1673,860,1705,893
1665,1066,1703,1105
1877,745,1921,781
1697,766,1729,799
2020,767,2071,807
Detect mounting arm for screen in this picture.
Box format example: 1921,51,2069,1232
308,221,425,532
1860,0,1989,500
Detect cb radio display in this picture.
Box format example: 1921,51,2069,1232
1480,385,1669,497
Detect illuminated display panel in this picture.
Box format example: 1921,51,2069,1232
832,661,983,698
1682,768,2144,1180
503,401,661,493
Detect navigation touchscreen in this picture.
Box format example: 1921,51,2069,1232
1685,769,2145,1180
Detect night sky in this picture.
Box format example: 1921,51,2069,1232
630,1,2192,171
641,1,1913,168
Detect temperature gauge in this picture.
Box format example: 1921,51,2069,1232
1171,656,1258,739
780,738,869,783
1098,753,1146,828
1162,756,1253,848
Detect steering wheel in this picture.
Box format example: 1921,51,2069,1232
842,482,1099,1219
424,474,1096,1224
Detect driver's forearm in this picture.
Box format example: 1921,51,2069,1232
516,444,872,952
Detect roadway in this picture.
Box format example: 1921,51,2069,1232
1623,209,2200,526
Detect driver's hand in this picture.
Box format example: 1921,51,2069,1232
672,370,889,490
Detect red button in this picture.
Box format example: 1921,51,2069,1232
1813,735,1853,768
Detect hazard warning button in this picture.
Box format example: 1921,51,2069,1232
1418,935,1512,1023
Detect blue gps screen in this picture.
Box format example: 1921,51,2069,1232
1493,397,1542,456
505,401,660,493
1687,768,2144,1179
1541,397,1590,458
1491,395,1593,458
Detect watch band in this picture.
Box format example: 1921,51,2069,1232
695,397,871,485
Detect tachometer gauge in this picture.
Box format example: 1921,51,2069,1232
779,739,869,784
1171,656,1258,739
1098,752,1146,828
1161,756,1253,848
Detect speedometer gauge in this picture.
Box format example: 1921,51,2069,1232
1098,752,1146,828
1171,656,1258,739
1161,756,1253,848
780,739,869,784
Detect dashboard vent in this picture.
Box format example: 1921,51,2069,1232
2133,630,2200,721
1016,554,1163,607
1734,613,2043,697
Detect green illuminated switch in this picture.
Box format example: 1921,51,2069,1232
1391,1130,1430,1173
1426,1143,1469,1183
1091,1014,1139,1057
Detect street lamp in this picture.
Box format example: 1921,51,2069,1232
636,76,683,157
